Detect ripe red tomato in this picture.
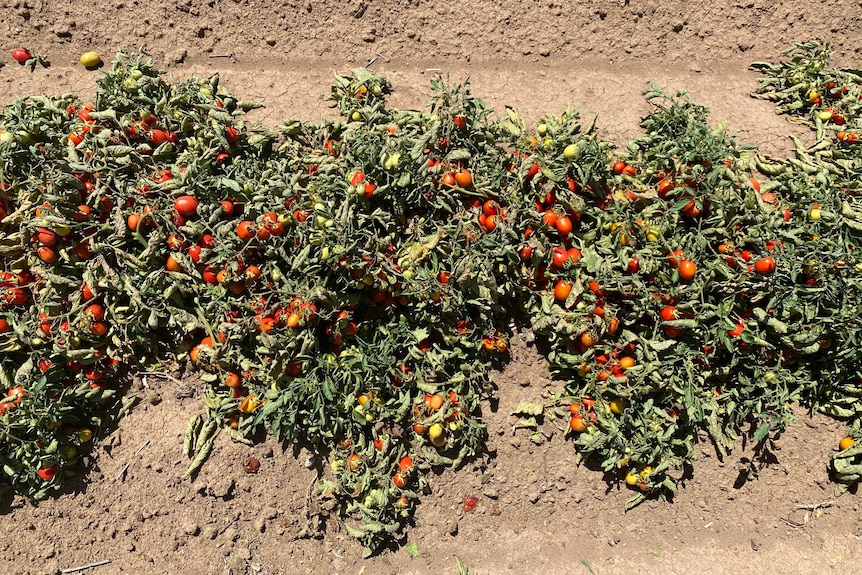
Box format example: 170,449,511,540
551,247,570,268
90,321,108,337
174,195,199,217
237,221,256,241
555,215,573,236
392,471,409,488
612,160,626,174
588,280,605,297
37,465,58,481
441,172,456,187
483,200,500,216
34,228,58,247
84,304,105,322
727,322,745,337
660,306,678,322
667,249,683,268
453,115,468,130
754,257,776,275
12,49,31,64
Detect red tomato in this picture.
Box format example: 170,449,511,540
483,200,500,216
34,228,58,247
555,215,573,236
660,306,678,322
237,221,256,242
754,257,776,275
84,304,105,322
392,471,409,488
12,49,31,64
174,195,199,217
37,465,58,481
551,247,570,268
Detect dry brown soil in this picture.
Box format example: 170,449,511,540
2,2,862,574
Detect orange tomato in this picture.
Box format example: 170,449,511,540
678,260,697,281
237,221,256,241
454,168,473,188
165,255,182,272
569,415,587,432
553,280,573,302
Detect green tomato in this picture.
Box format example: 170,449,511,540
563,143,578,159
382,152,400,171
537,123,548,136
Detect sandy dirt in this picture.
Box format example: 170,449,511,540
2,2,862,574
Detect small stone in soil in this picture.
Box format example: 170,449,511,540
483,487,499,499
183,521,200,536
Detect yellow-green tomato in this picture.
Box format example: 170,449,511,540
80,51,102,68
563,143,578,160
809,205,822,221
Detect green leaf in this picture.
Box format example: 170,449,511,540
406,542,419,558
512,400,544,417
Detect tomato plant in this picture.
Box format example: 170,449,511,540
1,44,861,555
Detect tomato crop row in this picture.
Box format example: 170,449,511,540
0,43,861,554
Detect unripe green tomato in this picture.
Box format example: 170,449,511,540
537,123,548,136
563,143,578,159
351,111,362,122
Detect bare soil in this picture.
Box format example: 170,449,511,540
2,2,862,574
